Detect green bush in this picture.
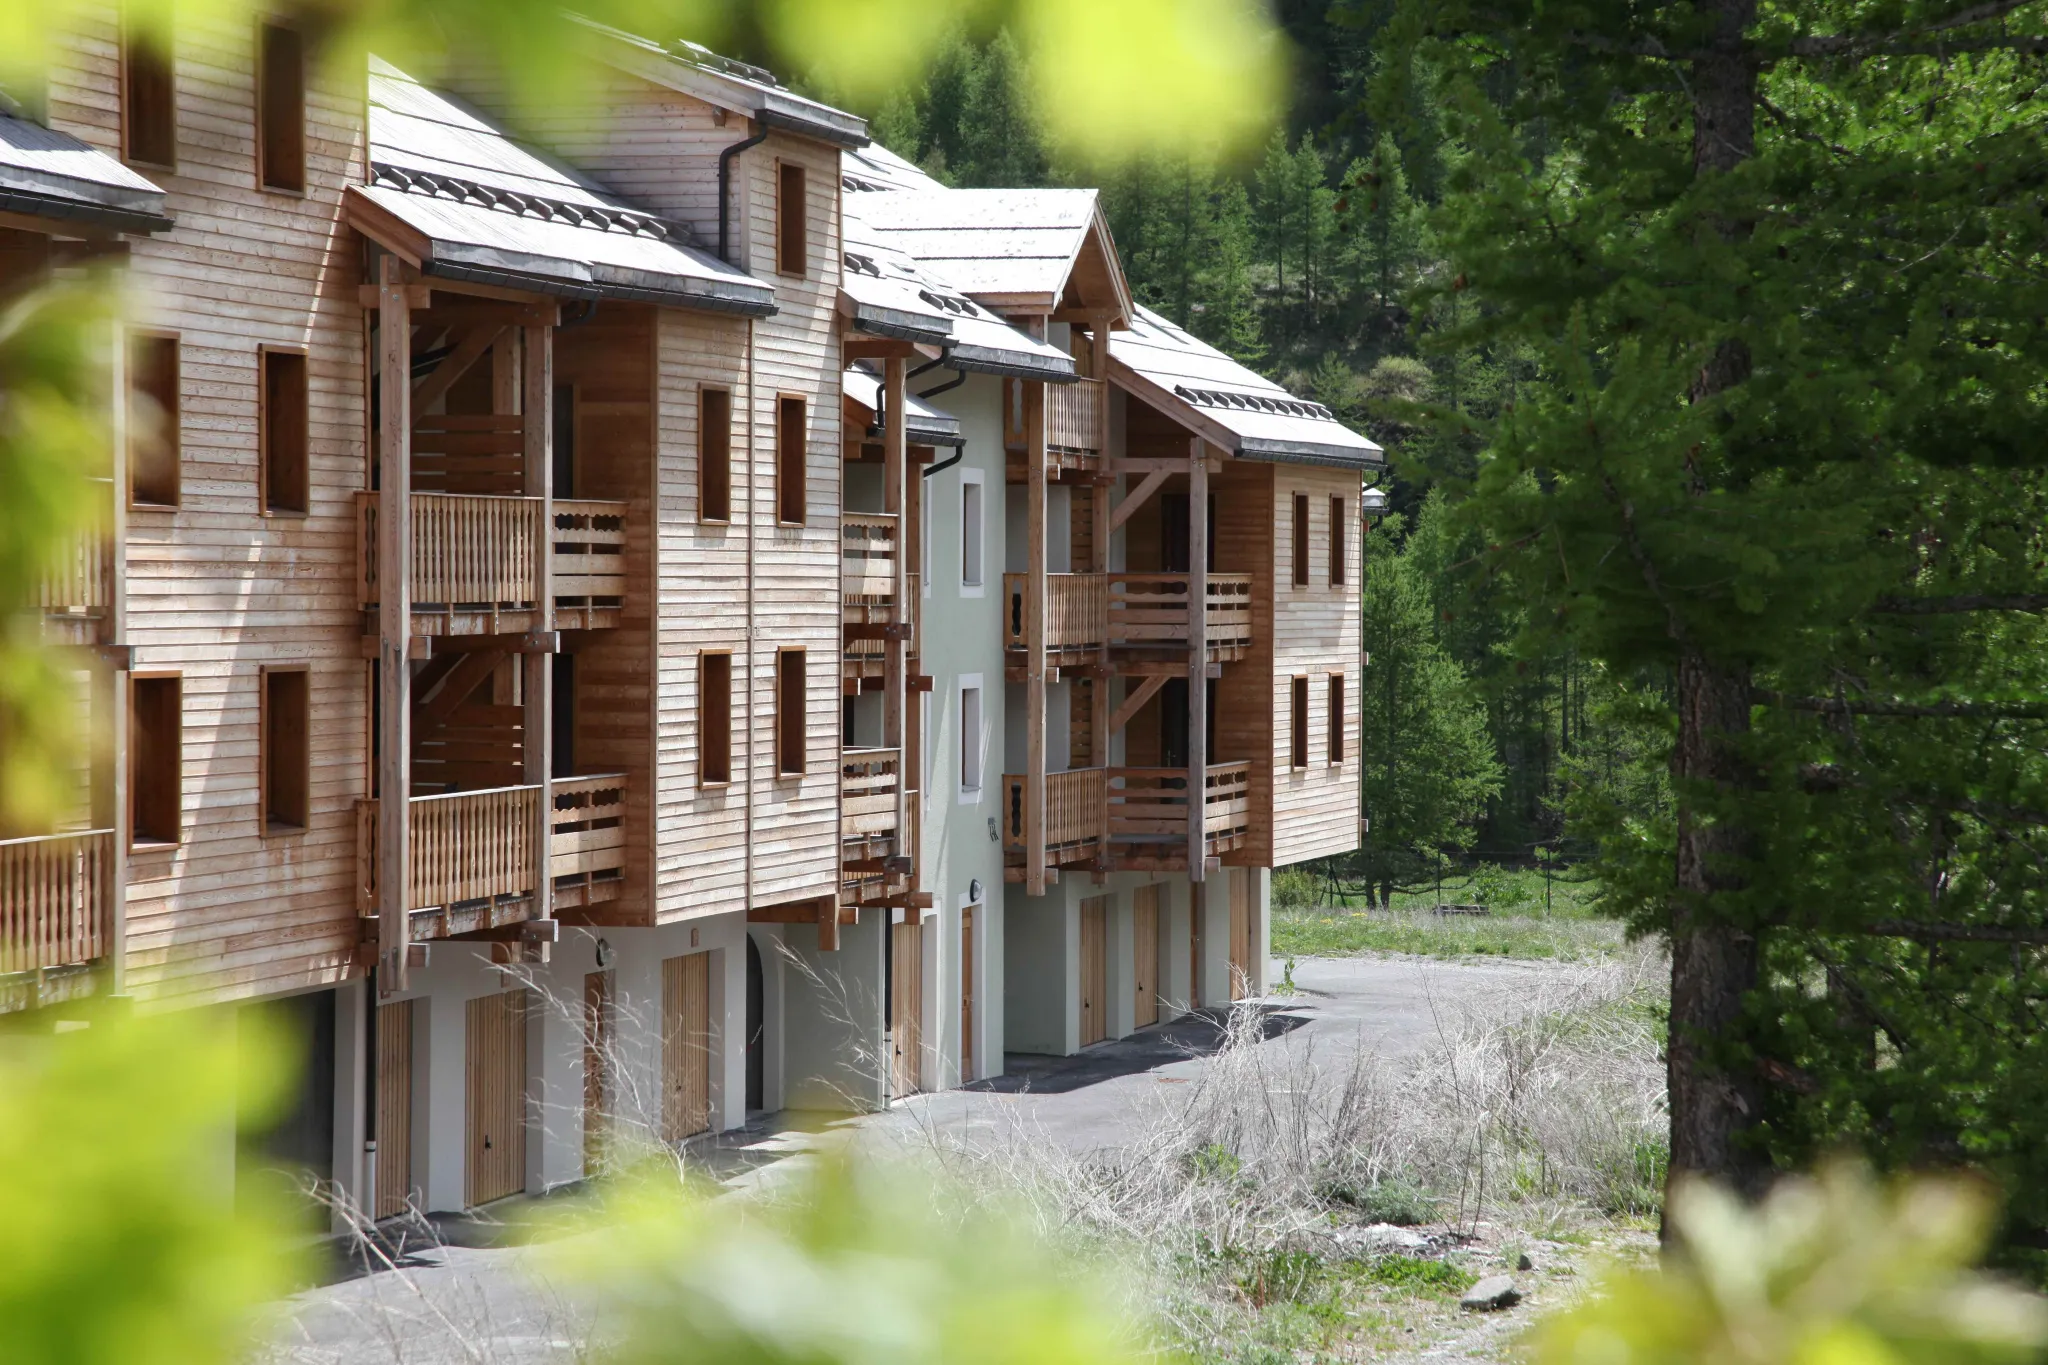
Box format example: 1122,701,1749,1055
1271,867,1318,909
1316,1175,1438,1226
1468,863,1533,913
1359,1255,1476,1298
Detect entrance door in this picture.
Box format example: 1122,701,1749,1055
375,999,414,1219
1228,868,1253,1000
961,906,975,1080
1080,896,1108,1046
583,971,614,1174
662,952,712,1142
465,990,528,1207
890,918,924,1097
1133,885,1160,1028
745,936,765,1113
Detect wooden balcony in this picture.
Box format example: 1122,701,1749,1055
357,492,628,636
1001,762,1253,871
356,785,545,939
1000,768,1108,863
1047,377,1106,457
551,774,627,910
845,572,918,685
1001,572,1254,658
0,829,113,1012
842,513,900,600
40,479,113,646
842,748,909,905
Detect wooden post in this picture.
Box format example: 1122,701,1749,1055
1090,316,1113,861
882,357,908,880
522,323,554,927
1025,370,1048,896
1187,438,1208,883
101,316,129,996
377,256,413,993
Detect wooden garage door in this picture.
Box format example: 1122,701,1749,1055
890,919,924,1097
960,906,975,1079
465,990,527,1208
662,952,711,1143
374,999,413,1219
584,970,614,1175
1133,885,1160,1028
1228,868,1253,1001
1080,896,1108,1046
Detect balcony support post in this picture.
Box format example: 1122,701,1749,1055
1026,368,1048,896
102,317,129,995
1089,314,1114,861
1187,438,1208,883
376,256,414,993
882,357,908,878
522,323,555,926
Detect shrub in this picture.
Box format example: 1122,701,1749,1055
1271,868,1318,909
1468,863,1533,912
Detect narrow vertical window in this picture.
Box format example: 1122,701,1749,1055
1330,496,1347,587
959,474,984,590
959,683,983,793
1292,493,1310,587
1327,674,1345,764
262,667,310,832
132,675,182,846
777,162,807,276
700,652,732,785
128,332,180,506
122,10,175,167
1290,675,1309,769
776,649,806,776
257,20,305,193
261,348,309,513
776,395,806,525
700,387,731,522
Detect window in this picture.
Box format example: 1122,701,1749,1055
776,395,806,525
129,332,180,506
261,667,309,832
260,348,308,513
959,681,983,795
777,161,807,276
699,387,731,522
1290,675,1309,769
1292,493,1310,587
553,384,577,497
256,20,305,193
132,675,181,846
1330,496,1347,587
775,649,806,776
121,9,175,167
1327,674,1345,765
959,472,984,591
700,652,732,785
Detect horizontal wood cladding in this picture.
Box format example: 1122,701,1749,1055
50,11,370,1008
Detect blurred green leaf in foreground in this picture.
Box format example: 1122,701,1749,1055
1529,1164,2048,1365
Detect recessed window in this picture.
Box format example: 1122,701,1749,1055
777,161,807,276
121,11,175,168
959,682,983,794
262,667,310,832
1292,493,1310,587
1290,675,1309,769
1330,496,1347,587
1327,674,1345,765
261,348,309,513
256,20,305,193
128,332,180,507
776,396,806,525
700,652,732,785
960,473,984,591
132,675,182,846
700,387,731,523
775,649,806,776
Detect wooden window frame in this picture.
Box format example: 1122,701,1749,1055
1289,675,1309,770
130,672,182,849
776,160,808,278
120,6,176,170
259,344,310,516
699,650,733,787
255,16,307,195
128,329,181,509
260,664,311,836
1327,673,1346,766
775,648,807,778
1330,496,1347,588
775,394,808,527
1291,493,1311,588
698,384,732,524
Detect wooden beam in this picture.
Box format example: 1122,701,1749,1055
522,322,555,931
1026,361,1049,897
819,896,840,952
377,255,414,994
882,356,909,885
1003,866,1060,884
412,325,505,411
747,898,856,925
1187,438,1208,884
1110,467,1170,532
1119,659,1221,679
1110,674,1169,734
356,282,431,309
414,649,505,729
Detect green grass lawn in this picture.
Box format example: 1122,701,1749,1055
1271,868,1627,961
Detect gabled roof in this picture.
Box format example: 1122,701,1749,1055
842,143,945,194
0,113,170,235
351,58,774,315
1113,306,1384,470
849,188,1132,321
575,19,869,148
843,363,963,448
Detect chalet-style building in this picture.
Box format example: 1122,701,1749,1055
0,24,1379,1227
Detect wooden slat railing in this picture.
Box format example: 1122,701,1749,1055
550,773,626,888
39,479,112,622
552,501,627,604
355,786,543,915
1108,763,1253,846
1047,377,1105,454
357,492,543,611
1002,573,1109,650
0,829,112,976
1107,573,1254,649
1201,762,1252,843
999,768,1107,855
842,748,901,841
843,513,899,600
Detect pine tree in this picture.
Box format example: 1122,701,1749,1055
1198,179,1265,365
956,29,1047,188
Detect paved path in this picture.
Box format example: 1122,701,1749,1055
264,953,1584,1365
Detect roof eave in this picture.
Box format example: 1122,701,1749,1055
0,184,172,235
844,295,952,346
1232,439,1388,471
949,343,1079,383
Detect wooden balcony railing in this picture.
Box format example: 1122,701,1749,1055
843,513,899,599
552,501,627,604
0,829,113,977
1109,763,1253,848
358,492,631,627
1002,573,1110,651
1047,377,1105,455
842,748,901,842
551,773,626,907
999,768,1108,856
356,785,543,918
1108,573,1254,650
40,480,112,627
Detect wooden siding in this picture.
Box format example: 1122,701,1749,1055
49,9,368,1008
